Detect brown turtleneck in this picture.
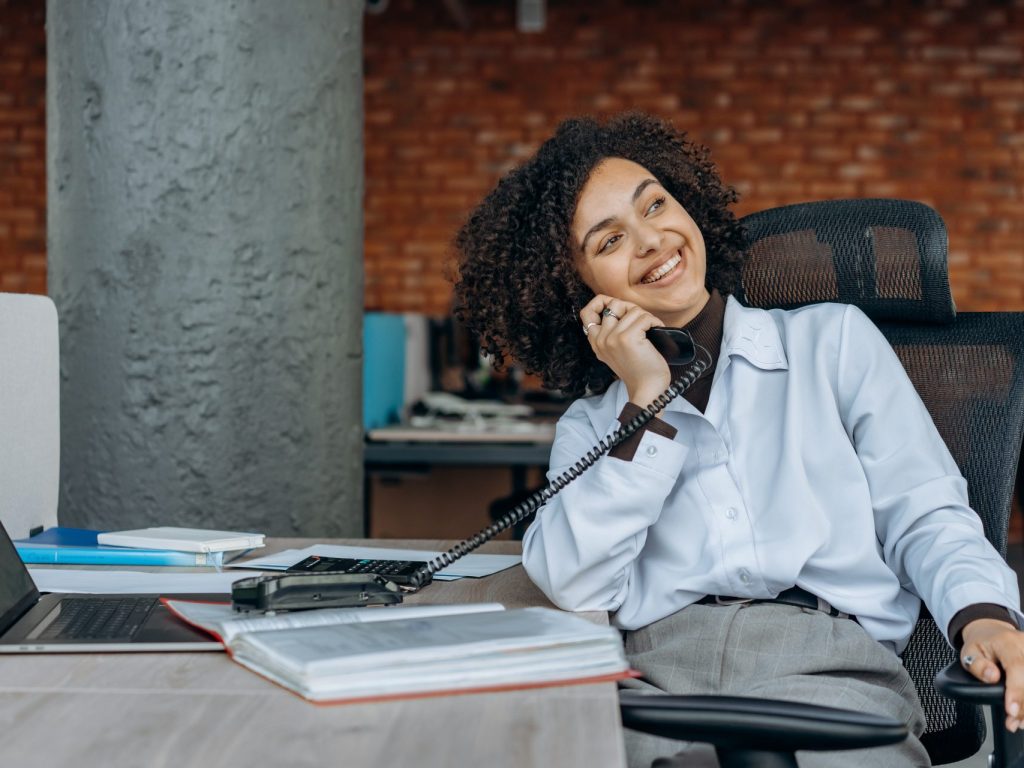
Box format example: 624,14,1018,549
601,289,1011,646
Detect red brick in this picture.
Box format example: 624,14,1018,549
976,46,1023,63
1,0,1022,316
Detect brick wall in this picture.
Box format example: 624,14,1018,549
1,0,1021,313
0,0,46,293
364,0,1024,313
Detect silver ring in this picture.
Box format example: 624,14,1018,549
583,322,599,336
963,654,976,668
601,308,621,320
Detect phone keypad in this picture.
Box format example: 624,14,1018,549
286,555,426,584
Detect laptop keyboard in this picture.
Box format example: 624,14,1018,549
38,597,157,640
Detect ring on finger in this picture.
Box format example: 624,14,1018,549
583,322,599,336
601,308,622,321
963,654,976,668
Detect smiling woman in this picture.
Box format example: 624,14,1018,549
572,157,712,408
449,112,1024,768
450,113,746,400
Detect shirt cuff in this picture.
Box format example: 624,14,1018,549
609,402,678,461
948,603,1017,650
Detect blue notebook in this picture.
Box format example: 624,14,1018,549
14,527,224,567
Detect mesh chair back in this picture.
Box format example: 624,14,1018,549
737,199,955,323
737,199,1024,764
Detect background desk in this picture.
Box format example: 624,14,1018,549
0,538,626,768
365,429,553,537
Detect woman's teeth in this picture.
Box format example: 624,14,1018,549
641,252,682,284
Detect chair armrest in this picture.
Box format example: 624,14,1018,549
934,661,1004,704
934,662,1024,768
618,692,907,752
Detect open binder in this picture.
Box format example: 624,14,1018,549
165,600,633,704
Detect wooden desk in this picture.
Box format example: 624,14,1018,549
0,539,626,768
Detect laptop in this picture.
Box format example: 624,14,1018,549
0,520,225,652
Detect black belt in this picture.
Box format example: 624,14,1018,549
696,585,853,619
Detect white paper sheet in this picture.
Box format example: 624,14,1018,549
28,568,255,594
166,600,507,644
230,545,521,580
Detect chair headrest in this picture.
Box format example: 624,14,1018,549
735,199,955,324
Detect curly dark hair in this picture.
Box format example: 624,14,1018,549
451,112,747,399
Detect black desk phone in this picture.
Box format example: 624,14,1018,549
232,328,707,613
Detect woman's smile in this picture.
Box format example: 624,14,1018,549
640,250,683,285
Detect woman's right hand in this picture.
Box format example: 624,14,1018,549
580,294,670,408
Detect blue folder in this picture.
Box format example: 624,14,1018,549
14,527,224,567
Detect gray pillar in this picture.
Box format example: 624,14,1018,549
47,0,364,536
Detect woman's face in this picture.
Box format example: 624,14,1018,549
571,157,710,328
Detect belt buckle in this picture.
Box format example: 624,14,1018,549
814,595,851,619
715,596,755,606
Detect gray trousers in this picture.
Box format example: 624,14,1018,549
620,602,930,768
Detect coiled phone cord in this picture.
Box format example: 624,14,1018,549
406,345,712,591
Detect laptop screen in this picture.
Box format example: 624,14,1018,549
0,522,41,634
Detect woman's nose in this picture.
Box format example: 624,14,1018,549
636,223,662,257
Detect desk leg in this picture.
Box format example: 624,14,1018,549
512,465,527,495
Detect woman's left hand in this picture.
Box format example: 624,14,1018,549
579,294,670,408
960,618,1024,731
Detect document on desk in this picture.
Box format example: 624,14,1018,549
167,600,507,644
165,599,632,704
27,568,253,594
232,545,521,580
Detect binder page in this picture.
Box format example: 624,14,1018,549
234,608,621,677
165,599,506,645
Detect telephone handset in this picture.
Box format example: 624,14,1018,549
646,327,697,365
231,328,710,612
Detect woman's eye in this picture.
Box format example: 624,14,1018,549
598,234,622,254
646,197,666,215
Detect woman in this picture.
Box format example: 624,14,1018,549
451,113,1023,767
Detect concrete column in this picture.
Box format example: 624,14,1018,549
47,0,364,536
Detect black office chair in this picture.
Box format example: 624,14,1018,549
620,199,1024,768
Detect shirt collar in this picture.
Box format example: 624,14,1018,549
720,295,789,372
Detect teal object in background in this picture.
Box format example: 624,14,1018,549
363,313,406,429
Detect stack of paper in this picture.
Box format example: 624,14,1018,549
166,600,633,703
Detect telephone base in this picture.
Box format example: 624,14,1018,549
231,572,404,612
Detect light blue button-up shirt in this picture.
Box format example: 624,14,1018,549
522,297,1023,653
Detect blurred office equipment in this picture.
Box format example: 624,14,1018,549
363,312,407,430
364,312,563,539
0,293,59,539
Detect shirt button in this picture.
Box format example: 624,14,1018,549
645,445,658,458
738,568,751,585
725,507,738,520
